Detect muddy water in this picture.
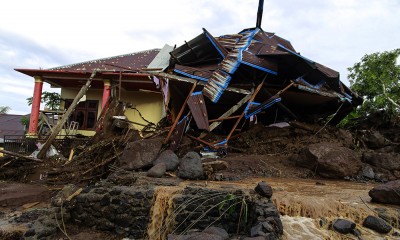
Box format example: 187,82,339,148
147,186,182,240
195,178,399,239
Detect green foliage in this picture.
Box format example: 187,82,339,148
20,116,30,129
27,91,64,111
218,193,237,215
348,49,400,121
0,106,11,114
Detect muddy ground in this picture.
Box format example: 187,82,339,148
0,116,399,239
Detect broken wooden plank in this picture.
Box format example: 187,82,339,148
66,188,83,201
0,149,43,162
208,94,252,132
164,82,197,144
209,115,241,123
226,79,266,141
37,69,99,159
82,153,121,175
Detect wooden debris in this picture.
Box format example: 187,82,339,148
37,69,99,159
22,202,40,209
66,188,83,201
0,149,43,163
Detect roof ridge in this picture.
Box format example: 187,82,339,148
49,48,160,70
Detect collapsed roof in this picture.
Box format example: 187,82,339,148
157,26,362,148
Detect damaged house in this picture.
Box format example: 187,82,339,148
15,49,164,137
10,2,361,157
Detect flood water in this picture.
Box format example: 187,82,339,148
198,178,399,239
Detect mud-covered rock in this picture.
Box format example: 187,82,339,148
119,138,162,170
51,184,78,207
294,143,361,178
360,164,375,179
332,218,356,234
203,227,229,239
369,180,400,204
361,130,388,149
147,163,166,178
363,152,400,171
255,181,273,198
153,150,179,171
178,152,204,180
362,215,392,234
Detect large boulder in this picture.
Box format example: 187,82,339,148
153,150,179,171
362,215,392,234
369,180,400,204
119,138,162,170
294,143,362,178
177,152,204,180
363,152,400,171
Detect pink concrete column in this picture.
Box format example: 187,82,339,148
102,79,111,109
28,76,43,135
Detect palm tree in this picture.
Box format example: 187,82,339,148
0,106,11,114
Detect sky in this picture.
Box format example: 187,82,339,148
0,0,399,115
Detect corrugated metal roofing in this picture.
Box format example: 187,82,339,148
187,92,209,130
50,49,160,71
174,64,214,81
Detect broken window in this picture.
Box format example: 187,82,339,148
65,99,98,130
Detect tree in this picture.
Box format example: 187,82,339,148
27,91,64,111
348,49,400,121
0,106,11,114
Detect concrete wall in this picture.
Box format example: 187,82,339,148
60,87,163,135
67,185,282,239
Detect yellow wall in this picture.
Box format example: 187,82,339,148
60,87,163,133
121,90,163,130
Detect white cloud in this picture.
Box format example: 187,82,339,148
0,0,399,114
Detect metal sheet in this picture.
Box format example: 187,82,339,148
187,92,209,130
147,44,175,71
50,49,160,71
174,64,215,81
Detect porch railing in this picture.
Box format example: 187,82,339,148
3,135,90,157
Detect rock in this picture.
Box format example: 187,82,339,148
169,232,223,240
336,129,354,148
363,152,400,171
375,208,400,228
51,184,78,207
255,181,273,198
119,138,162,170
202,227,229,240
153,150,179,171
361,164,375,179
294,143,362,178
202,161,229,172
24,228,36,237
243,237,269,240
369,180,400,204
362,215,392,234
250,219,281,238
147,163,166,178
352,228,362,237
332,219,356,234
177,152,204,180
362,130,388,149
